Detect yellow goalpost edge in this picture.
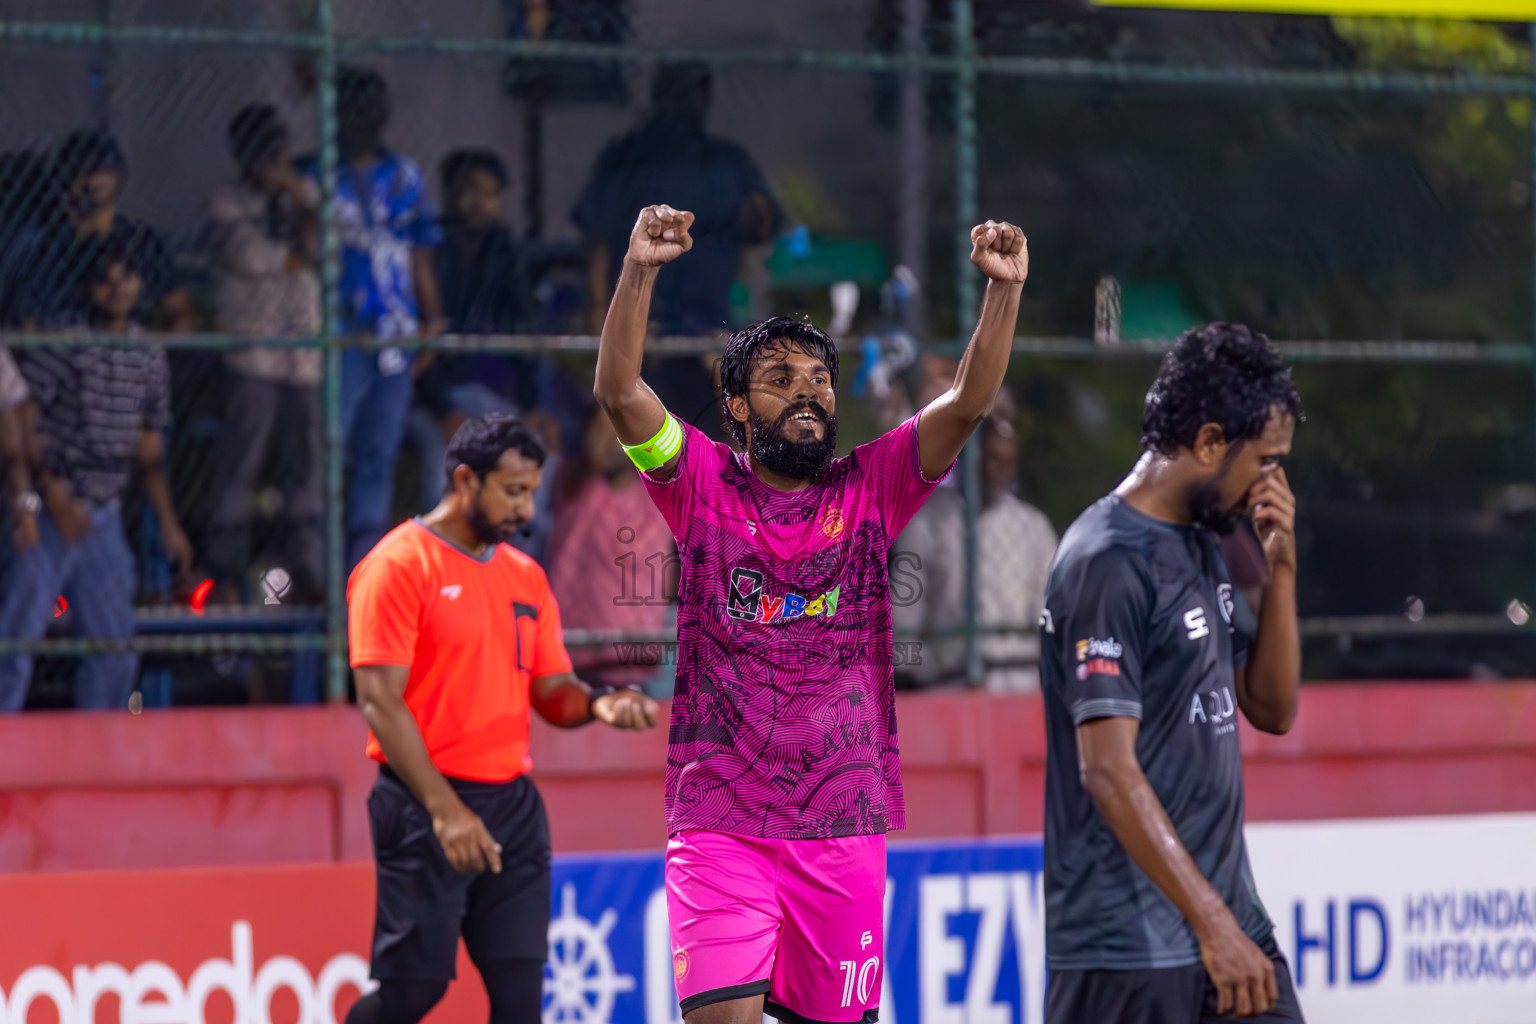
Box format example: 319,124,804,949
1094,0,1536,20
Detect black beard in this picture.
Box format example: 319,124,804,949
748,402,838,481
1189,477,1243,535
465,494,519,546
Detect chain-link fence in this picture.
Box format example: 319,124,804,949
1,0,1534,709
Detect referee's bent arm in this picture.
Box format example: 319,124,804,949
356,663,504,875
531,671,660,731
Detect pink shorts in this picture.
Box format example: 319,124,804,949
666,829,886,1024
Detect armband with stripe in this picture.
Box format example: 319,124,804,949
622,413,683,472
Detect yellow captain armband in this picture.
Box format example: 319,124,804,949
622,413,683,472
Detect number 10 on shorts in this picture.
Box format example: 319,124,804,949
839,944,881,1009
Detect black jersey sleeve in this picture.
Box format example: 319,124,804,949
1052,546,1153,725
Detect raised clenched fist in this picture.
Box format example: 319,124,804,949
627,205,696,268
969,219,1028,284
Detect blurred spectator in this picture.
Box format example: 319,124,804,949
881,350,956,433
511,408,564,566
888,354,961,686
203,105,323,604
406,148,527,513
0,150,52,292
513,408,568,568
301,67,445,568
0,346,38,553
545,404,675,688
890,494,961,687
573,61,783,443
0,241,191,710
0,132,192,331
437,148,532,339
973,403,1058,692
890,388,1056,692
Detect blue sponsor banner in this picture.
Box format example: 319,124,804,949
546,836,1047,1024
545,816,1536,1024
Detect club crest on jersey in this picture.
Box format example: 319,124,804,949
819,506,846,540
1218,583,1235,624
726,566,841,624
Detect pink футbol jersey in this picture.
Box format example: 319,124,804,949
641,414,951,839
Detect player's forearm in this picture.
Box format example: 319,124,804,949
360,694,464,815
19,401,43,471
291,186,321,266
949,278,1022,422
593,259,666,443
136,432,179,531
531,672,597,729
585,242,612,335
141,465,182,534
411,248,444,327
1083,758,1234,941
595,258,656,392
0,407,33,498
4,455,31,503
1239,564,1300,734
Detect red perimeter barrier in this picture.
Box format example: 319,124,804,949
0,684,1533,872
0,862,488,1023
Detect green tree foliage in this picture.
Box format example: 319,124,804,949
1333,17,1532,182
859,5,1536,662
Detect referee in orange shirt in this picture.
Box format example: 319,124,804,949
345,413,659,1024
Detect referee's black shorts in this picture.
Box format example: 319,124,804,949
366,764,551,980
1046,934,1306,1024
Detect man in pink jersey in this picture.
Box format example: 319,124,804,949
594,204,1027,1024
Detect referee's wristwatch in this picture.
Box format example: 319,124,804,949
14,490,41,516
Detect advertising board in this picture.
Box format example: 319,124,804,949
1,815,1533,1023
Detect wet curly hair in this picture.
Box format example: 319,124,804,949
719,316,840,448
1141,322,1301,455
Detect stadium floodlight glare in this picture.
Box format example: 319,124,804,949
1095,0,1536,19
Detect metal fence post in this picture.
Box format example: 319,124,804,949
316,0,347,703
899,0,929,337
952,0,983,688
1528,24,1536,616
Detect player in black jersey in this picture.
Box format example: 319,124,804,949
1040,323,1304,1023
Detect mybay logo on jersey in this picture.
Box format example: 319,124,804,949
0,921,371,1024
725,567,842,624
1074,637,1122,680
